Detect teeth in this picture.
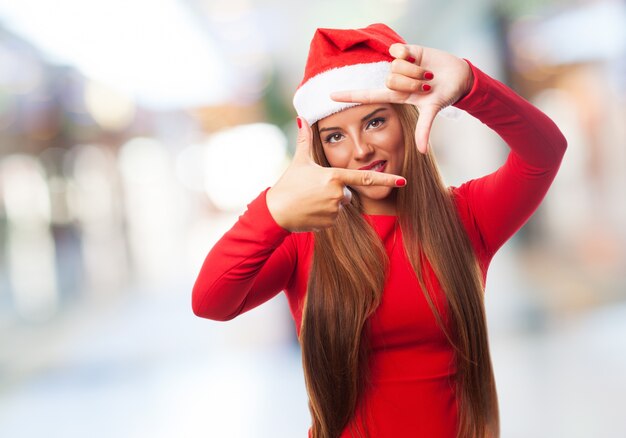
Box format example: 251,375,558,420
372,161,385,171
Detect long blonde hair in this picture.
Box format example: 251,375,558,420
299,104,500,438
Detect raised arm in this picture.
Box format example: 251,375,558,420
191,190,296,321
331,43,566,258
193,111,408,320
452,61,567,257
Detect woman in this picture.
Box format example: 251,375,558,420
192,23,567,438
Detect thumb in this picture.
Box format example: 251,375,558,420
292,116,314,163
414,106,438,154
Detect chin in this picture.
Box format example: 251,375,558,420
355,186,395,201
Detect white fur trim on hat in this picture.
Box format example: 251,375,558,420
293,61,391,126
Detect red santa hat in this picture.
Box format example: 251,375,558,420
293,23,406,126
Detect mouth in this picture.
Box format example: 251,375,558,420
359,160,387,172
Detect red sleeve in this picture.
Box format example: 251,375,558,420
451,60,567,260
191,189,298,321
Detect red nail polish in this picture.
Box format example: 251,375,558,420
396,178,406,187
422,84,431,91
297,117,302,129
407,56,416,63
424,71,434,80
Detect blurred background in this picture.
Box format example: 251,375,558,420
0,0,625,437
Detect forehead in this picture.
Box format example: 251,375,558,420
318,103,394,128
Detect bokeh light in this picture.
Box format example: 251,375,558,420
0,1,625,437
203,123,287,211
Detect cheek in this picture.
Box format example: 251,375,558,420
322,145,351,168
382,132,405,164
394,145,406,168
370,126,404,152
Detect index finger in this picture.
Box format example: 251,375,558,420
330,168,407,188
292,116,314,164
330,88,400,104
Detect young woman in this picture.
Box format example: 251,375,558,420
192,23,567,438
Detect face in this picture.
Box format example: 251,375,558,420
317,104,405,215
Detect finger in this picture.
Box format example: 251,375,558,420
331,168,407,188
389,43,411,61
386,73,431,94
330,88,404,104
390,58,432,80
414,106,438,154
292,117,313,163
389,44,425,66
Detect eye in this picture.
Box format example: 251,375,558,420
366,117,385,129
324,132,344,144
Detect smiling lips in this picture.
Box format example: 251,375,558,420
359,160,387,172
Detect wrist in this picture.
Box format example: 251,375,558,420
458,60,475,101
452,59,477,107
265,187,292,232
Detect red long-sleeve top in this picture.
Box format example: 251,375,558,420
192,61,567,437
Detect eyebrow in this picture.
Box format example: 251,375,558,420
318,107,388,133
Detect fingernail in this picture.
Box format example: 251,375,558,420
407,56,416,63
297,117,302,129
424,71,434,80
422,84,431,92
396,178,407,187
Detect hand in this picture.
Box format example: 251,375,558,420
331,43,474,154
266,117,407,232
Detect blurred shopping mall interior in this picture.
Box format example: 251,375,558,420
1,0,625,437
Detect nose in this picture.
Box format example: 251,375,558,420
352,137,374,161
